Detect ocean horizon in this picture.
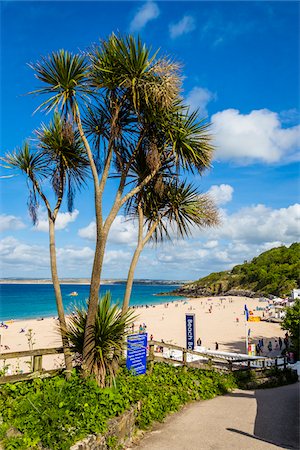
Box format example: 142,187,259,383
0,283,181,321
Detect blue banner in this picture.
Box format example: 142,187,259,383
186,314,195,350
244,304,249,321
126,333,148,375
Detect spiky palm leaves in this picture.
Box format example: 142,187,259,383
67,292,136,387
122,178,219,314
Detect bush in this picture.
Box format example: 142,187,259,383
0,364,236,449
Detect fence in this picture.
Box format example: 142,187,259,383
148,340,288,373
0,347,64,383
0,340,288,384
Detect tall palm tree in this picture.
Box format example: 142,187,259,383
28,34,214,374
122,179,219,314
1,114,89,377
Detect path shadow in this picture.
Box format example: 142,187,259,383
253,383,299,449
226,384,299,449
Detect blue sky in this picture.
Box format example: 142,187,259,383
0,1,299,280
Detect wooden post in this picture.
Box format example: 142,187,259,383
148,343,154,374
284,356,287,370
275,358,278,367
262,359,265,369
33,355,43,372
228,361,233,372
182,349,187,372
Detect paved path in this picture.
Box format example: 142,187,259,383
130,383,299,450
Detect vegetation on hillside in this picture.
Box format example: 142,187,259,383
183,243,300,297
282,298,300,359
0,365,236,449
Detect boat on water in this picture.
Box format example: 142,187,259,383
69,291,78,297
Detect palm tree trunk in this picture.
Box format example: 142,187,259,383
122,244,143,315
48,218,73,379
82,230,107,371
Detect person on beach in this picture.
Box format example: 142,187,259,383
268,341,272,352
197,337,202,346
215,342,219,350
279,337,283,350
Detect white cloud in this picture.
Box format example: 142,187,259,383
0,237,49,269
129,1,160,32
186,86,216,117
0,236,95,276
206,203,300,245
1,203,299,281
78,221,96,240
79,216,138,246
169,15,196,39
203,240,218,249
208,184,234,205
212,108,300,164
0,214,26,232
34,210,79,232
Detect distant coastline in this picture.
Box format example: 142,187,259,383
0,278,185,286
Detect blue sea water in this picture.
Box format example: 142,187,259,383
0,283,181,321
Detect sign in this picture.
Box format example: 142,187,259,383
186,314,195,350
126,333,148,375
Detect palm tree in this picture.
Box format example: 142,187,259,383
122,179,219,314
66,292,136,387
1,114,89,377
28,34,214,374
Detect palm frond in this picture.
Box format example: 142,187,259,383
29,50,90,114
66,292,137,387
36,112,90,208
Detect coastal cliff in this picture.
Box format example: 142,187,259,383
159,243,300,298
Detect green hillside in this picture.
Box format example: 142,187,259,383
180,243,300,298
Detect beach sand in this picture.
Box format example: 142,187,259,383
0,296,283,373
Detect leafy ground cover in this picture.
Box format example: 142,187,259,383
0,364,236,449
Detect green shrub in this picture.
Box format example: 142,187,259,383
0,364,236,449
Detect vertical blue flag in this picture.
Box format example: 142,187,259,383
244,304,249,321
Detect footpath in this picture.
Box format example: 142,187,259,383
130,383,299,450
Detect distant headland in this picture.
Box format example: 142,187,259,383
0,278,185,286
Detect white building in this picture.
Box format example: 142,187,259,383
291,289,300,300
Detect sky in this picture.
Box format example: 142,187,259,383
0,1,299,280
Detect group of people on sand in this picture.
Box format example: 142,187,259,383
255,333,290,356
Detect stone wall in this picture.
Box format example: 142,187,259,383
70,402,141,450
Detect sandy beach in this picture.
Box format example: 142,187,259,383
0,296,283,373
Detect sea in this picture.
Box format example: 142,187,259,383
0,283,181,321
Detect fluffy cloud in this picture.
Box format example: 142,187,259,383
129,1,159,32
78,216,138,246
0,236,95,276
208,184,234,205
0,237,49,269
2,203,299,280
0,214,26,232
212,108,300,164
208,203,300,245
34,210,79,232
169,15,196,38
185,86,216,117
